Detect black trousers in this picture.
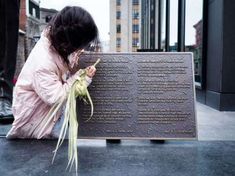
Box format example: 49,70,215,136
0,0,20,99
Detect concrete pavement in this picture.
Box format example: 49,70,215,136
0,102,235,176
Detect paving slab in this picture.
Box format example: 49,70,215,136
0,138,235,176
197,103,235,140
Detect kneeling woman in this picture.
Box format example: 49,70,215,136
7,6,99,139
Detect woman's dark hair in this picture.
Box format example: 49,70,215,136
48,6,99,64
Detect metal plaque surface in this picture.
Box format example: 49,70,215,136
77,52,197,139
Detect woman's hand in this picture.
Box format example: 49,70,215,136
86,66,96,78
69,49,84,74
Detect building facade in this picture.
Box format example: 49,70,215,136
39,7,58,33
14,0,40,79
110,0,141,52
19,0,40,56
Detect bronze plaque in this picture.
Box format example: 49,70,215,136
77,53,197,139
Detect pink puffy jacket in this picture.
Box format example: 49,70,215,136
7,30,91,139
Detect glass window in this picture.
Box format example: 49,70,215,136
132,24,139,33
169,0,178,51
185,0,203,87
132,0,139,5
116,38,121,47
45,15,52,23
116,11,121,19
29,0,40,19
132,38,139,47
132,9,139,19
117,0,121,6
116,24,121,33
160,0,166,50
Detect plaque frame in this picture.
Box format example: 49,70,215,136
76,52,198,140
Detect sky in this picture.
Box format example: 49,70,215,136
40,0,203,45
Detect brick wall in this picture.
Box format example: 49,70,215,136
19,0,26,31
